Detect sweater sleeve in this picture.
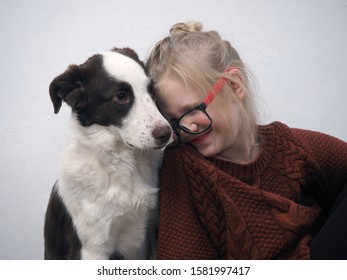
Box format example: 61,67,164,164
291,128,347,208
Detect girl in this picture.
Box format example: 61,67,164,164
146,21,347,259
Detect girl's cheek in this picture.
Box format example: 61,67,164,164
211,109,229,129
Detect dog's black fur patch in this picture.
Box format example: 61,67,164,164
44,183,81,260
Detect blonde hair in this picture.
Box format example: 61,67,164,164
146,21,259,148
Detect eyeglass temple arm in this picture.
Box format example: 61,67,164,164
203,67,236,106
203,77,228,106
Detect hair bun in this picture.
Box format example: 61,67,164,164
170,21,203,34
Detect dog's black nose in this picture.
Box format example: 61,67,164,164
152,124,172,144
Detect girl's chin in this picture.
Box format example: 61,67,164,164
195,141,220,158
197,146,218,158
187,131,220,157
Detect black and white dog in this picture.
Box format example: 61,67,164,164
44,48,172,260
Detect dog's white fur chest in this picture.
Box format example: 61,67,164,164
58,119,161,259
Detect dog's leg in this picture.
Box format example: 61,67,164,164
81,247,110,260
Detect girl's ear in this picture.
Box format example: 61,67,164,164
227,68,245,101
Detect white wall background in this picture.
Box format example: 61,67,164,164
0,0,346,259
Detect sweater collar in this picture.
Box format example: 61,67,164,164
206,124,275,181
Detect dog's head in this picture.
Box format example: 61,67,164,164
49,47,172,150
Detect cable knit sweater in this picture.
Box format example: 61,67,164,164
157,122,347,259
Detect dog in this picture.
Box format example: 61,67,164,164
44,47,172,260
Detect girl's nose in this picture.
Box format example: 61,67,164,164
181,122,199,134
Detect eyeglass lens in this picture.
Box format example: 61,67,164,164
177,107,211,135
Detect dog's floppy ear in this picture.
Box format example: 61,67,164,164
49,65,87,114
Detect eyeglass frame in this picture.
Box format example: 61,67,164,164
170,69,232,146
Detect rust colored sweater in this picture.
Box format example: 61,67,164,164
157,122,347,259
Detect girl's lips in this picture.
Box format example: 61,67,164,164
190,130,211,145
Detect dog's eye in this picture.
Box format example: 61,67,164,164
113,91,129,104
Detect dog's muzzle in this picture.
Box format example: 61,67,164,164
152,124,172,147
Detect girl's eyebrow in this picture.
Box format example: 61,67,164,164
179,102,199,112
167,101,201,122
162,99,198,119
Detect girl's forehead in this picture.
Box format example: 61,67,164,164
157,77,202,116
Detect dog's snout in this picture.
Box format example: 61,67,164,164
152,124,172,144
